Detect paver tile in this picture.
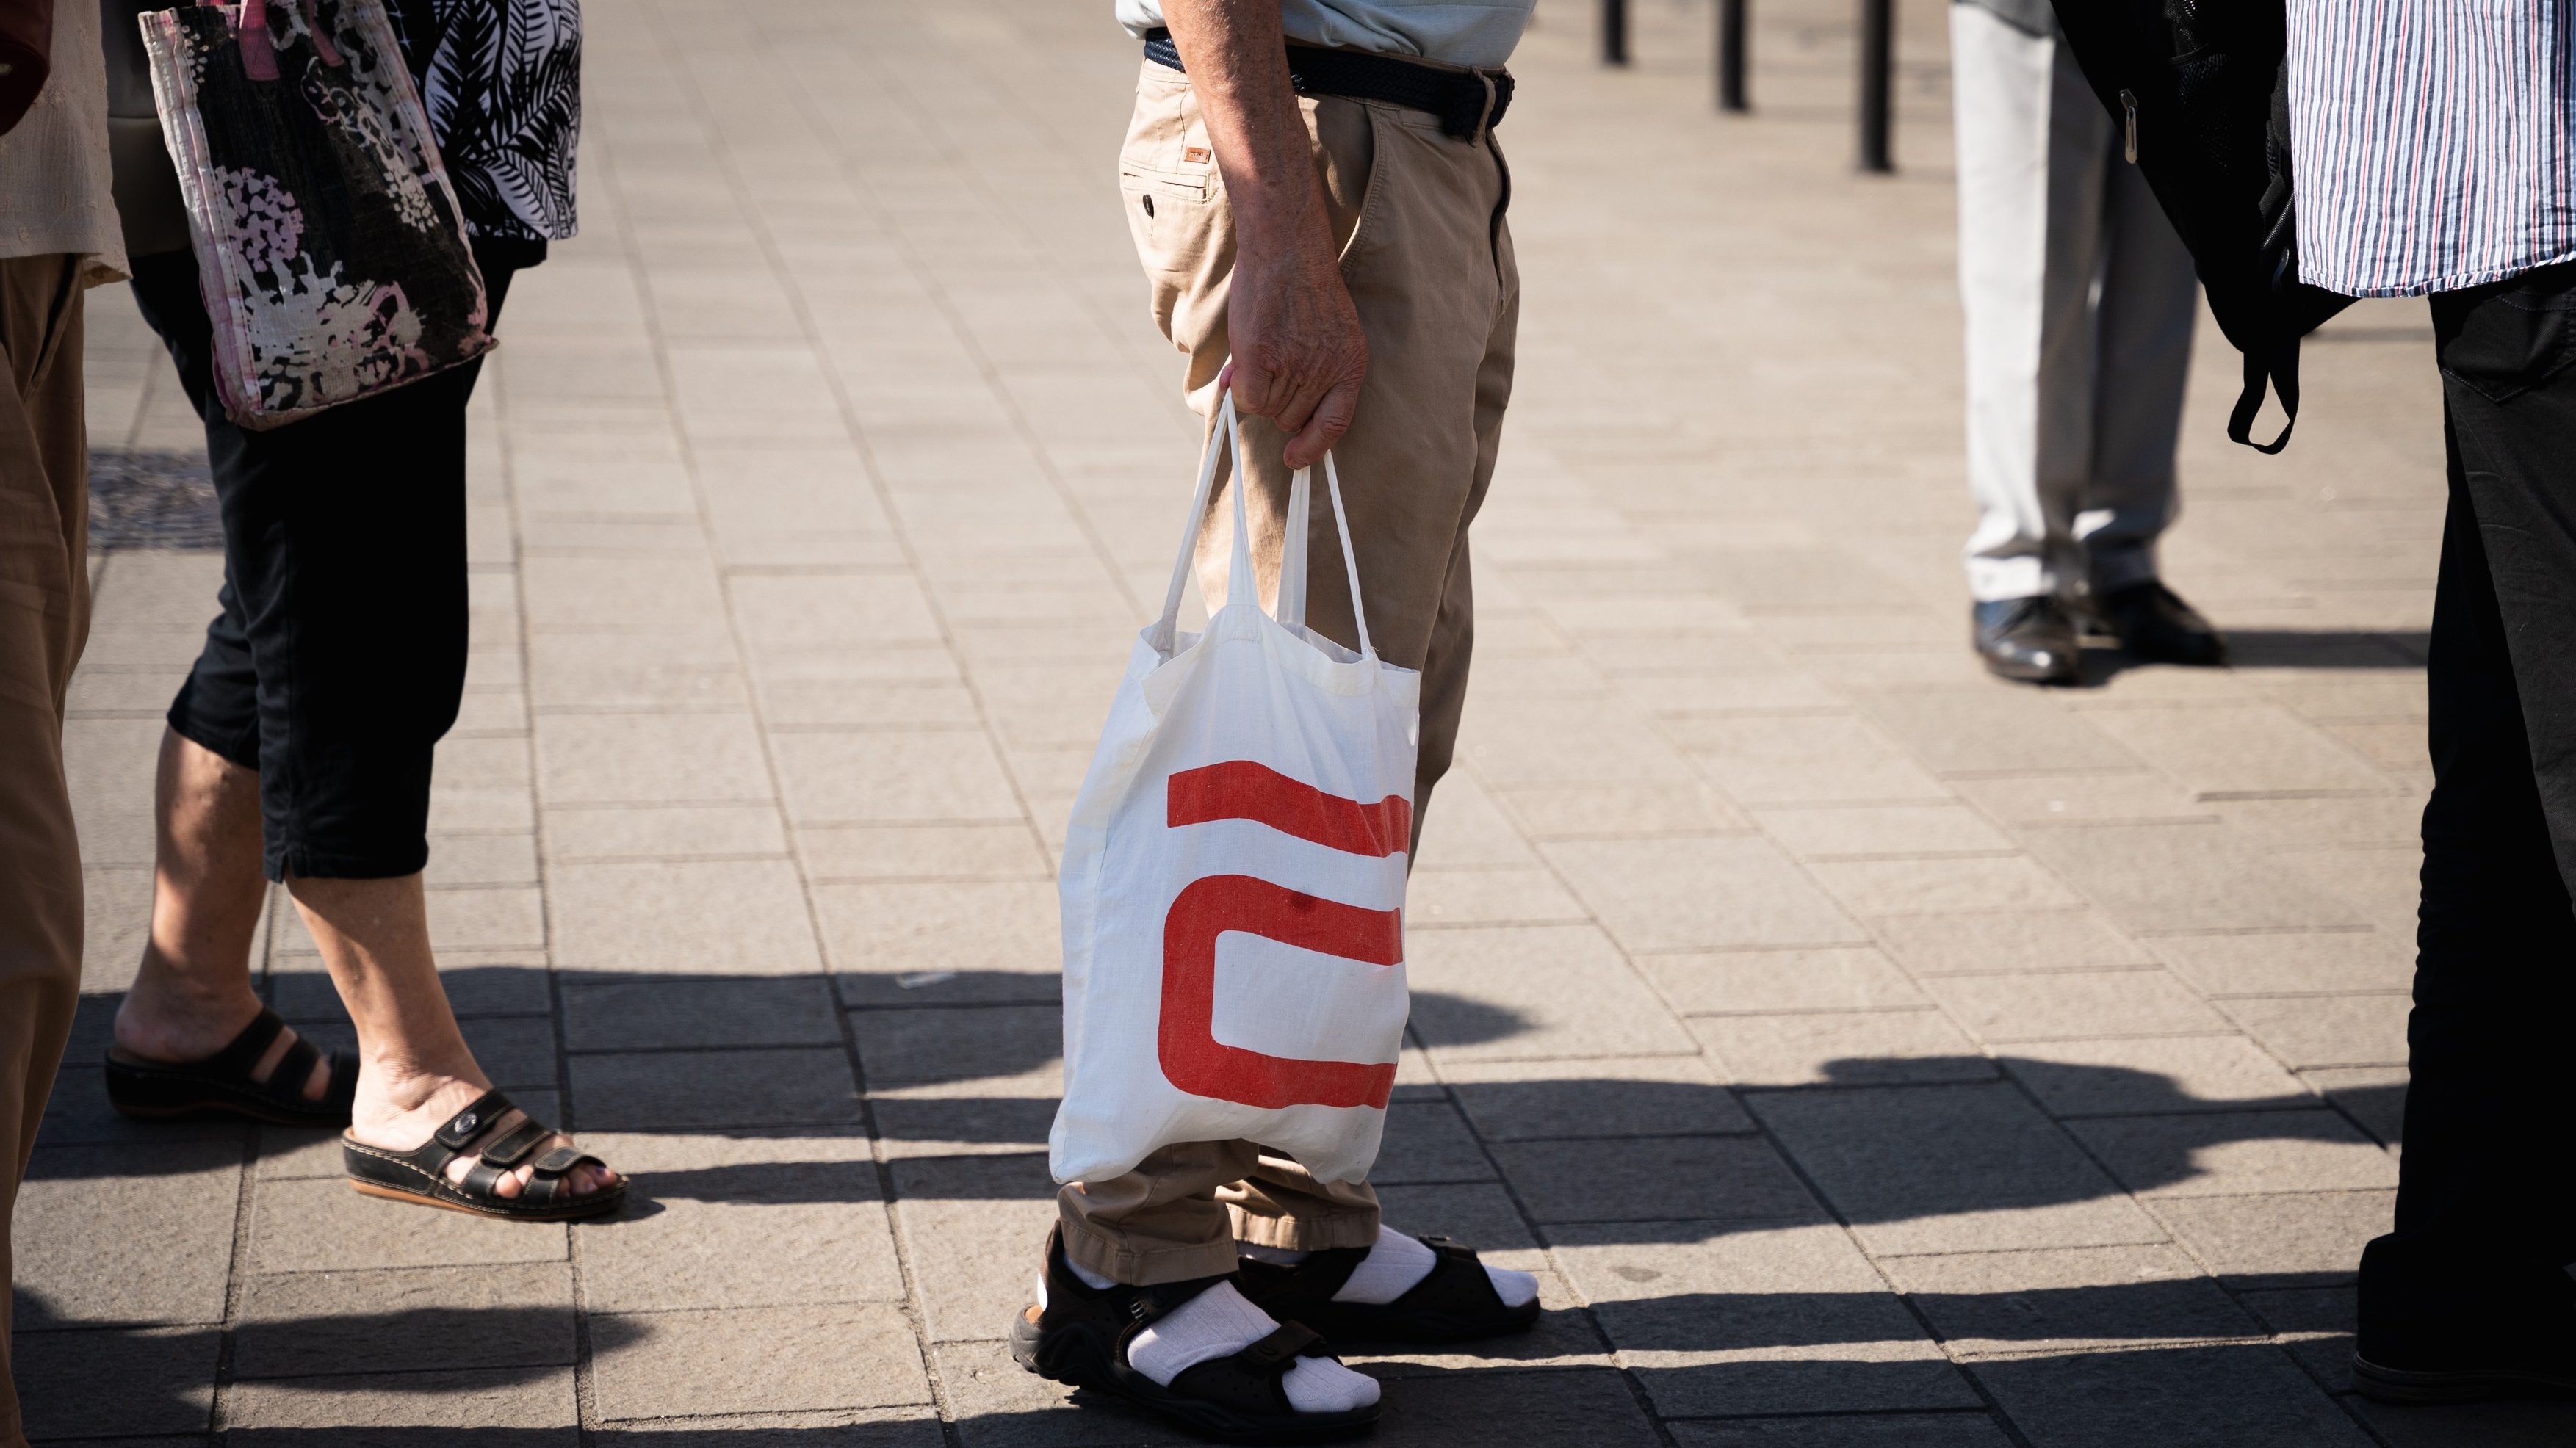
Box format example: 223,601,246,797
224,1366,577,1438
849,1004,1061,1085
14,1144,237,1326
1491,780,1752,839
1753,803,2014,858
1925,969,2232,1043
563,976,843,1050
2146,1190,2397,1284
1443,1056,1756,1139
1872,910,2154,976
570,1046,860,1130
231,1264,577,1378
1494,1135,1819,1223
1545,837,1869,952
2215,993,2411,1068
1692,1010,1992,1087
1809,855,2081,916
577,1132,902,1312
1668,1413,2015,1447
2020,822,2365,932
1852,687,2145,775
535,712,776,805
549,858,825,975
2068,1110,2400,1198
1639,947,1931,1016
1407,922,1698,1061
771,730,1025,825
589,1303,931,1419
818,880,1060,996
1880,1245,2261,1355
1970,1344,2374,1448
1997,1035,2312,1115
1750,1084,2166,1255
9,1325,218,1438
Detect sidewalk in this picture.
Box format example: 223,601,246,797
22,0,2552,1444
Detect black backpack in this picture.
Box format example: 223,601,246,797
2047,0,2352,452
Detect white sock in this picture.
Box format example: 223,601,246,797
1125,1281,1379,1413
1243,1228,1540,1310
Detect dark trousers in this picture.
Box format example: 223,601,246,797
2363,261,2576,1347
126,240,530,880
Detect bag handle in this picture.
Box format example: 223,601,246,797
1147,377,1375,661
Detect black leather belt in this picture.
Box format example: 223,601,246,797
1142,28,1513,140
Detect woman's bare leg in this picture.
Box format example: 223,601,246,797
295,873,612,1198
112,729,325,1098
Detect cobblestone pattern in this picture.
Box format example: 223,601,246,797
21,1,2561,1444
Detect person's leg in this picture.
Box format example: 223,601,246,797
2073,128,2193,595
120,249,602,1198
0,253,94,1448
1952,7,2105,607
2356,266,2576,1392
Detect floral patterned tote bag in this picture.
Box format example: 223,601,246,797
141,0,491,430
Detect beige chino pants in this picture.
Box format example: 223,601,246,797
1058,62,1519,1287
0,253,92,1448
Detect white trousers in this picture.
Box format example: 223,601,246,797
1952,4,2198,604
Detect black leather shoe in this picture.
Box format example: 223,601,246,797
1972,597,2080,684
2096,580,2226,665
2353,1235,2576,1404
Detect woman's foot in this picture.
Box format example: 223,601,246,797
112,980,331,1101
347,1071,616,1200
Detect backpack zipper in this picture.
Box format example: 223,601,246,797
2120,88,2139,162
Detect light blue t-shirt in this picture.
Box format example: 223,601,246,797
1116,1,1534,70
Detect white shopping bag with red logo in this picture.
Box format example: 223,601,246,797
1050,391,1420,1187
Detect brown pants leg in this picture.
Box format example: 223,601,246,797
1059,65,1519,1288
0,253,92,1448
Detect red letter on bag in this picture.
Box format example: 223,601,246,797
1157,763,1407,1109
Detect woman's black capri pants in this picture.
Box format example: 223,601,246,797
127,239,537,881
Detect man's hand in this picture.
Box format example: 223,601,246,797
1164,1,1366,468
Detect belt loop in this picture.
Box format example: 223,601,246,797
1471,70,1498,145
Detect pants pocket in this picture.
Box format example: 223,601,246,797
2434,264,2576,404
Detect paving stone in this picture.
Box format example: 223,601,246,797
1368,1099,1498,1184
35,1063,245,1151
1443,1056,1756,1139
1407,923,1698,1060
848,1004,1059,1085
250,1176,568,1273
549,858,826,975
2068,1110,2400,1198
1456,697,1698,786
1750,1084,2165,1255
2348,1396,2576,1447
570,1046,860,1130
799,822,1052,880
1641,946,1930,1016
1852,687,2145,775
1669,1413,2015,1447
2215,993,2411,1069
1999,1035,2313,1116
12,1143,237,1326
545,803,791,861
2237,1284,2359,1382
2019,822,2364,932
1492,1134,1819,1223
1873,910,2155,976
934,1337,1201,1447
590,1303,931,1419
2302,1066,2408,1145
1882,1245,2262,1355
1544,837,1869,952
1925,969,2232,1043
1410,866,1592,925
886,1155,1056,1344
577,1132,902,1312
590,1411,943,1445
1952,772,2215,826
1753,803,2015,858
818,880,1060,999
9,1325,217,1438
2085,705,2393,800
2150,930,2417,996
2146,1190,2396,1284
870,1069,1062,1159
273,955,553,1021
1970,1343,2374,1448
771,730,1025,824
1671,713,1955,806
563,976,843,1050
1550,1222,1978,1418
1491,780,1751,839
1370,1366,1663,1445
1691,1010,1994,1087
1808,855,2082,916
231,1264,577,1378
224,1366,577,1441
425,830,541,886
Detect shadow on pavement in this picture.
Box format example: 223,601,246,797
2080,627,2428,685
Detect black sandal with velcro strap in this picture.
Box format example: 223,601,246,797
104,1005,358,1129
342,1088,625,1222
1009,1228,1378,1443
1235,1234,1539,1347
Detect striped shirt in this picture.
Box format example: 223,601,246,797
2287,1,2576,297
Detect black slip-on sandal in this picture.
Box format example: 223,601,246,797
1235,1234,1540,1346
1009,1228,1378,1444
342,1088,625,1222
104,1005,358,1129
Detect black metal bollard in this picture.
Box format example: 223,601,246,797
1858,0,1894,171
1718,0,1749,111
1602,0,1629,65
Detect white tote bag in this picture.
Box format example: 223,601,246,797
1050,392,1421,1187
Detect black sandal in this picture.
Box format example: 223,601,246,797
1235,1234,1540,1346
104,1005,358,1129
342,1088,625,1222
1009,1228,1379,1443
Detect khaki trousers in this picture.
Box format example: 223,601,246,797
0,253,91,1447
1058,62,1518,1287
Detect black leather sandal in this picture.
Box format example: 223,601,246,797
1235,1234,1540,1346
104,1005,358,1129
342,1088,624,1222
1009,1228,1379,1443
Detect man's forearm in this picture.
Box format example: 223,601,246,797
1160,1,1333,259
